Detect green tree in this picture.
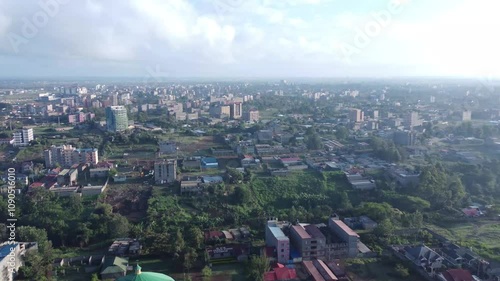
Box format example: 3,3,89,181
233,185,251,205
201,266,212,281
245,255,270,281
90,273,99,281
395,264,410,277
187,226,204,249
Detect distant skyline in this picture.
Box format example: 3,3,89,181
0,0,499,78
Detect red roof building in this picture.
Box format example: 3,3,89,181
441,269,474,281
264,267,297,281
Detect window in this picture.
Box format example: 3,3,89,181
281,249,284,252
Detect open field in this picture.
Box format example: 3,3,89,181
345,258,425,281
426,218,500,261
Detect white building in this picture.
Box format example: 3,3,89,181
12,128,33,147
265,220,290,264
154,159,177,184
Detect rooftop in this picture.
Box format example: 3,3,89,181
292,225,311,239
0,243,17,262
269,226,288,240
330,218,360,238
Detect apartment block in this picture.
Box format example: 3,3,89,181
290,224,326,260
13,128,33,147
265,220,290,264
44,145,99,168
154,159,177,184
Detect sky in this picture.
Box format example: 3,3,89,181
0,0,499,79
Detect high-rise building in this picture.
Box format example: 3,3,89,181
462,110,472,121
154,159,177,184
12,128,33,147
243,109,260,123
229,102,242,119
393,131,417,146
44,145,99,168
106,106,128,132
405,111,420,129
349,109,363,123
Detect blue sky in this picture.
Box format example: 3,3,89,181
0,0,498,78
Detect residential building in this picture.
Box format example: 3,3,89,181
290,224,326,260
100,256,128,280
230,102,243,119
154,159,177,184
328,217,359,258
158,141,177,154
201,157,219,169
243,109,260,123
44,145,99,168
438,269,474,281
57,169,78,186
393,131,417,146
349,109,363,123
265,220,290,264
403,245,444,275
106,106,129,132
344,216,378,230
210,104,231,118
406,111,420,129
12,128,33,147
462,110,472,121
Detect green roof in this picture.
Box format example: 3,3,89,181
101,256,129,275
116,265,175,281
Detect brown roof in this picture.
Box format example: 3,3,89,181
442,269,474,281
292,225,311,239
330,218,359,237
305,225,326,239
303,261,325,281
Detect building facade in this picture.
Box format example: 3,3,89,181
290,224,326,261
106,106,129,132
328,217,360,258
265,220,290,264
154,159,177,184
349,109,364,123
44,145,99,168
13,128,33,147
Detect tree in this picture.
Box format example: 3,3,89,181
201,266,212,281
187,226,204,249
183,247,198,272
395,264,410,277
90,273,99,281
245,255,270,281
305,132,323,150
233,185,251,205
374,219,394,237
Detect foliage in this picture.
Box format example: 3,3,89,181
245,255,270,281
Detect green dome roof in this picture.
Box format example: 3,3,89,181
116,265,175,281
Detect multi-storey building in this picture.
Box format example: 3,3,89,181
12,128,33,147
405,111,420,129
154,159,177,184
462,110,472,121
229,102,242,119
349,109,363,123
44,145,99,168
290,224,326,260
106,106,128,132
328,217,359,258
265,220,290,264
243,109,260,123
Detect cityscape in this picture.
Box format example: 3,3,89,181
1,1,500,281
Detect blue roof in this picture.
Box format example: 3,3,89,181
202,176,223,183
0,243,17,262
269,226,287,239
202,157,218,164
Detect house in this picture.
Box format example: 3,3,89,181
241,155,260,168
264,265,298,281
266,220,290,264
280,157,302,166
100,256,128,280
89,168,109,179
345,174,376,190
343,216,378,230
257,130,274,143
180,177,203,194
438,269,475,281
404,245,444,275
182,159,201,171
201,157,219,169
